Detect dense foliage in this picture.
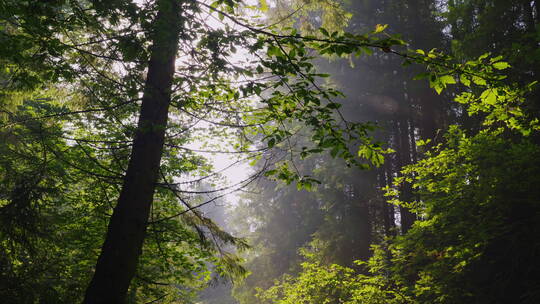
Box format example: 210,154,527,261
1,0,539,303
231,1,540,304
258,127,540,304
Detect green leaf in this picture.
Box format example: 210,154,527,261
267,45,281,57
413,72,430,80
330,146,340,158
429,77,444,94
492,62,510,70
439,75,456,85
264,169,277,177
460,74,471,87
374,24,388,34
478,52,490,60
472,75,487,86
480,89,497,105
416,139,431,147
319,28,329,37
267,138,276,148
259,0,268,12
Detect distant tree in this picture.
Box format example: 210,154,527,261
232,1,453,300
236,0,540,302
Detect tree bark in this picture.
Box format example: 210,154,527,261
83,1,181,303
397,118,416,234
381,160,396,237
352,178,373,263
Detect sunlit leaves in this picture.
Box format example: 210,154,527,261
259,0,268,12
492,61,510,70
459,74,471,86
373,24,388,34
429,74,456,94
404,48,536,135
382,127,540,303
266,45,284,58
319,27,330,37
357,144,392,168
258,249,415,304
471,75,487,86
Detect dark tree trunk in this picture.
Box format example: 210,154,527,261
378,165,392,237
337,178,373,268
83,1,181,303
408,118,418,164
352,181,373,263
417,91,439,145
397,118,416,234
534,0,540,22
523,0,536,31
381,161,396,237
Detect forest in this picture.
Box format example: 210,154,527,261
0,0,539,303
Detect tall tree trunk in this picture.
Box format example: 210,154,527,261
352,179,373,263
523,1,535,31
381,161,396,237
83,1,181,303
397,118,416,234
378,165,392,237
417,91,439,145
534,0,540,22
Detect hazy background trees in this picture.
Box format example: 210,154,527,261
227,0,540,303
